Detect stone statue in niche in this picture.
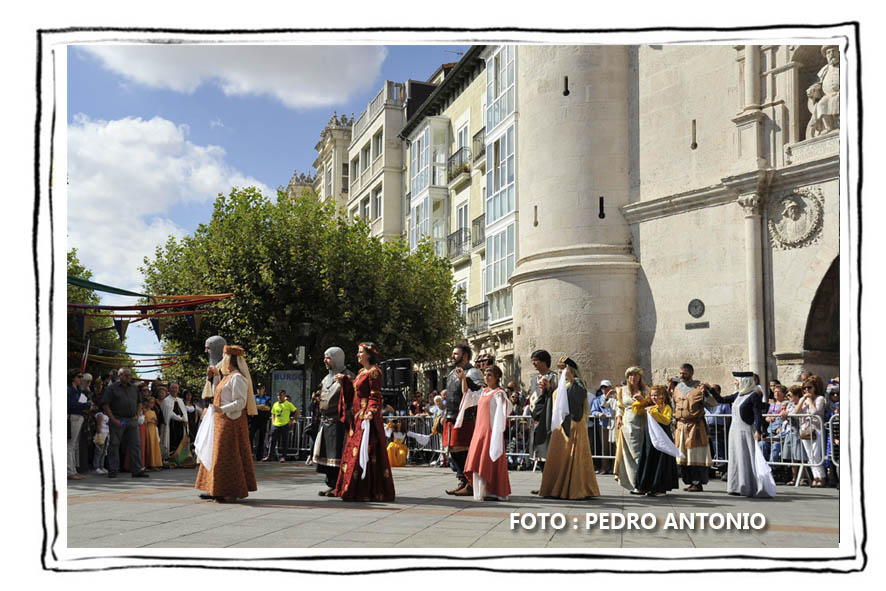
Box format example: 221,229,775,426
767,188,825,250
806,45,840,138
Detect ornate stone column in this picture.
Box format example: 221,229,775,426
738,193,766,383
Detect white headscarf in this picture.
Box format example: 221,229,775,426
737,374,757,396
220,351,258,416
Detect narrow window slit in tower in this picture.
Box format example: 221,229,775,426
563,76,570,96
598,196,605,219
691,119,698,150
533,205,539,227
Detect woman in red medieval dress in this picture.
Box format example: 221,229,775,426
457,364,513,501
333,342,396,502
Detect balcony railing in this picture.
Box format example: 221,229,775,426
447,147,471,182
466,302,489,336
472,128,486,162
352,81,406,144
471,214,486,249
446,227,470,259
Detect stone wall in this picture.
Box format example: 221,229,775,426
635,45,740,202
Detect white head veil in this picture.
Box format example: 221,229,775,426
220,349,258,415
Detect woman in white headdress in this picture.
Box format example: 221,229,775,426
194,345,259,502
711,371,775,497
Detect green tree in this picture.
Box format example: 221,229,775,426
67,248,132,380
140,187,464,388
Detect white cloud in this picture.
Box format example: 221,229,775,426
67,114,271,293
78,45,388,109
210,117,224,129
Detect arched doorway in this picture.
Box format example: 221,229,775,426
804,256,839,354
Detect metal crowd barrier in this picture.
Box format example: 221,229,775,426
827,414,840,469
261,412,838,486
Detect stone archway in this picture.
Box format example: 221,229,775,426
804,256,839,354
773,255,839,383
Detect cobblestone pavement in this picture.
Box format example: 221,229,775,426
65,462,839,549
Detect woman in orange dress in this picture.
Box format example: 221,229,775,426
143,397,164,470
333,342,395,502
458,364,512,501
194,345,258,503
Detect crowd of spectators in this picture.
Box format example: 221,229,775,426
67,367,206,479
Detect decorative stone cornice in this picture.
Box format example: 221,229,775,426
621,184,735,225
510,245,638,287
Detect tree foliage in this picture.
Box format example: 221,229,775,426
67,248,132,379
139,187,464,385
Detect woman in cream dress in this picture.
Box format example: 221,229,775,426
613,366,649,493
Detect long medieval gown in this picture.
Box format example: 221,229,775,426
538,379,600,499
460,386,512,501
613,385,648,491
194,372,257,499
143,408,164,469
634,401,680,494
334,367,396,502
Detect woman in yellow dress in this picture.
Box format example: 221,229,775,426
143,397,164,470
386,419,409,468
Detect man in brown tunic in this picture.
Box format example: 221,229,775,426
672,363,714,492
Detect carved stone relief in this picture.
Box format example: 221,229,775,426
767,187,825,250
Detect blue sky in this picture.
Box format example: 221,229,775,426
67,43,468,377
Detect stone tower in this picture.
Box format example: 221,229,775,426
510,45,639,387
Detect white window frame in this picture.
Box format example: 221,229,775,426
485,222,515,323
456,202,468,231
410,127,430,196
455,279,468,319
361,197,371,220
373,185,383,220
486,125,515,224
373,131,384,160
486,45,515,133
411,196,430,250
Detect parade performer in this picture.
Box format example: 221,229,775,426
333,343,395,502
194,345,258,503
441,344,484,496
386,419,409,468
458,364,512,501
711,371,775,497
528,349,558,464
538,357,600,499
162,383,189,462
314,346,353,496
613,366,649,492
634,385,680,496
201,335,226,400
672,363,715,492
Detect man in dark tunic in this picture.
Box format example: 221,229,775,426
528,349,558,467
315,347,353,496
442,344,483,496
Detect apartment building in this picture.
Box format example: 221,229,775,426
309,112,352,210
